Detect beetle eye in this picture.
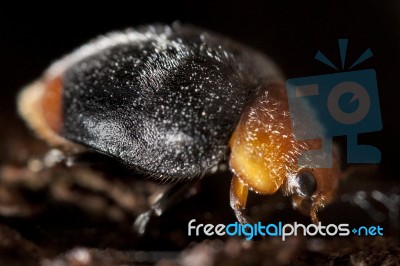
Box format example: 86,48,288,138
292,170,317,197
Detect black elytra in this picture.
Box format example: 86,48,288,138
61,23,281,180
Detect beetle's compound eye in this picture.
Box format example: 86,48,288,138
292,170,317,197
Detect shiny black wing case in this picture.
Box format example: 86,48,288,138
60,23,281,179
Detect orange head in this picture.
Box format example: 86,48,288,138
229,80,340,222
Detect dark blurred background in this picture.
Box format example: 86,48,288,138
1,1,399,177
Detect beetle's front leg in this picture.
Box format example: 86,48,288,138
230,174,250,224
310,194,325,224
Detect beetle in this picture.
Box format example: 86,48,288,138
17,23,340,231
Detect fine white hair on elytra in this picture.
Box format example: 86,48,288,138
46,25,181,79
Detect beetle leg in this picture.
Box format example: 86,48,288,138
291,194,323,223
134,180,199,235
310,194,325,223
230,174,250,224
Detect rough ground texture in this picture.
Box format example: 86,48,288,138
0,113,399,266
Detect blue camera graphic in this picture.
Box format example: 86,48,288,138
286,39,382,167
